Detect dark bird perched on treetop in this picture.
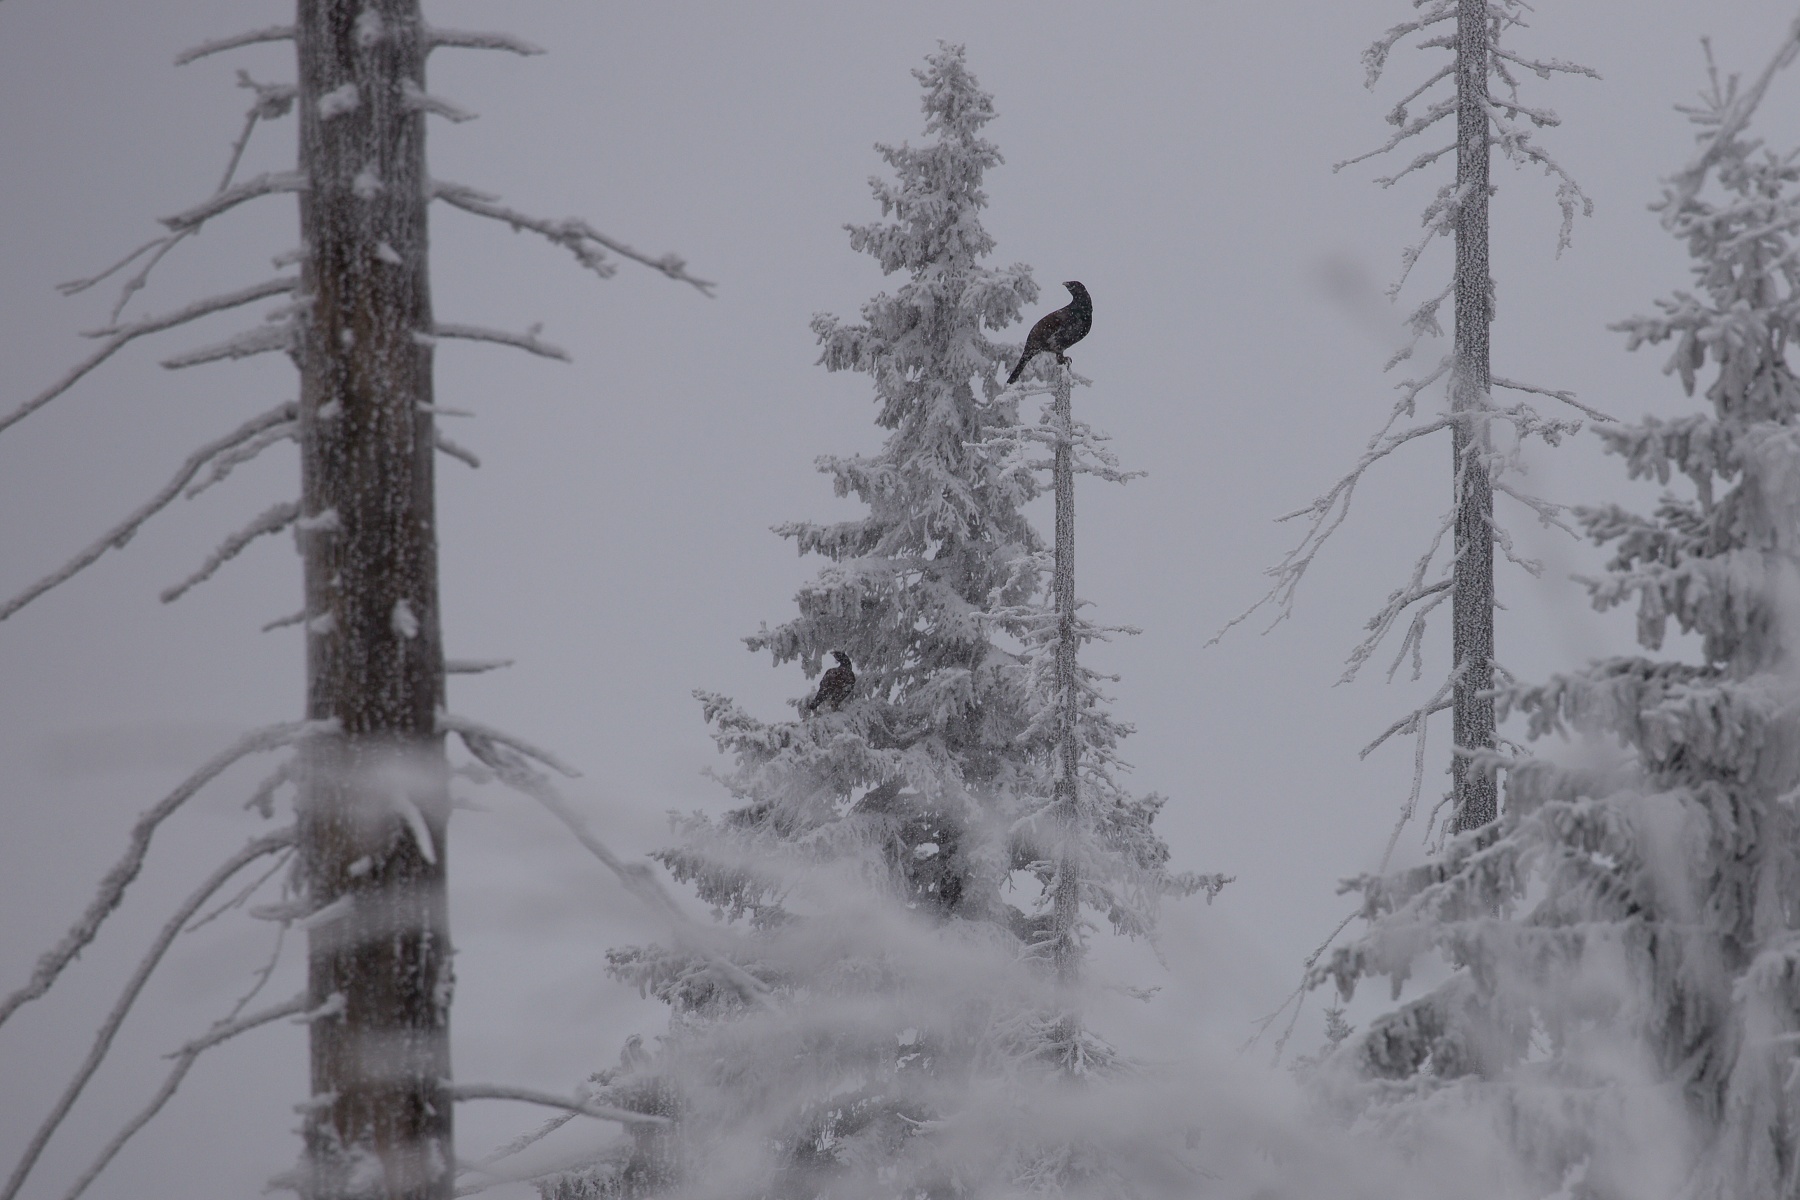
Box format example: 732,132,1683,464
806,651,855,714
1007,281,1092,384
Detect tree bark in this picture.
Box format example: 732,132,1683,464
293,2,453,1196
1050,368,1081,987
1451,0,1497,833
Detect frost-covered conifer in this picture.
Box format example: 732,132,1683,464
1317,39,1800,1197
543,45,1213,1200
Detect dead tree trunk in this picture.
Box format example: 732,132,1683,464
293,2,453,1196
1450,0,1497,832
1050,367,1081,988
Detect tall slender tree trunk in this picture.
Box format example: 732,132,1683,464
293,2,453,1196
1451,0,1497,832
1050,368,1081,987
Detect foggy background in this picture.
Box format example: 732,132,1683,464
3,1,1797,1195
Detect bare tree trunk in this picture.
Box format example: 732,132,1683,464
1050,367,1081,987
294,2,453,1196
1451,0,1497,833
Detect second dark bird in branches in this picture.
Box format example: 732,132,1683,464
805,651,856,714
1007,281,1092,384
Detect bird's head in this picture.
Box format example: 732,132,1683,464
831,650,852,667
1063,280,1087,297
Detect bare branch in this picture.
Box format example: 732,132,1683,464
432,322,570,362
174,25,296,66
58,994,308,1200
261,609,305,633
160,171,306,232
439,712,580,779
402,79,476,123
2,830,297,1200
450,1084,668,1128
435,433,481,469
0,404,295,622
187,418,297,498
425,25,546,56
0,721,324,1031
161,321,293,370
446,659,513,675
1491,374,1614,423
160,501,300,604
432,179,716,295
0,277,295,437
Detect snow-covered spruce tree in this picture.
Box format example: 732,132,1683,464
0,6,707,1200
541,45,1213,1200
1317,33,1800,1197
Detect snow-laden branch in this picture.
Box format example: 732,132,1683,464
1491,374,1613,423
0,276,295,437
402,79,476,123
425,24,546,56
57,993,308,1200
445,714,773,1010
0,403,295,622
160,171,305,232
0,721,325,1033
2,829,297,1200
450,1084,668,1128
187,416,297,498
159,500,300,604
160,321,293,370
432,323,570,362
174,25,296,66
436,433,481,469
432,179,716,295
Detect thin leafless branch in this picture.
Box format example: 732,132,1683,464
174,25,297,67
450,1084,667,1128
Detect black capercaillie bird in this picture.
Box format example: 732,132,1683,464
1007,281,1092,384
806,651,855,714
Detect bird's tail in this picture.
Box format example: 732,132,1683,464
1007,354,1029,385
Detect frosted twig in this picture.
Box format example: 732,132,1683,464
174,25,296,66
450,1084,667,1128
187,419,297,498
467,1111,578,1172
436,433,481,469
160,171,306,232
161,322,293,370
160,501,300,604
1245,907,1360,1061
432,179,716,295
425,25,546,56
433,323,570,362
0,277,295,437
402,79,476,123
57,993,307,1200
439,713,580,779
0,403,295,622
0,721,324,1032
261,610,305,633
186,848,292,932
1491,375,1613,423
2,829,297,1200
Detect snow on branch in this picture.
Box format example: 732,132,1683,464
159,501,300,604
2,829,298,1200
160,171,305,232
402,79,476,123
160,321,293,370
432,179,716,295
174,25,295,67
187,415,297,498
1491,374,1613,423
0,721,324,1033
0,403,295,623
424,25,546,56
0,276,296,437
433,323,570,362
435,433,481,469
449,1084,669,1128
57,993,308,1200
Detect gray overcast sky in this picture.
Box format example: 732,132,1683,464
3,2,1798,1196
